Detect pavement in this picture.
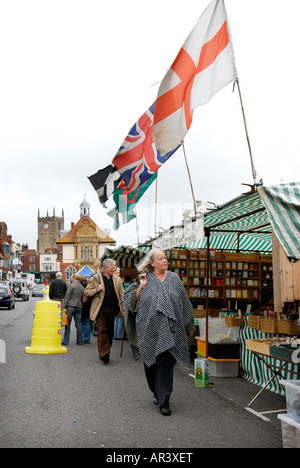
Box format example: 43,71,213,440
0,298,287,451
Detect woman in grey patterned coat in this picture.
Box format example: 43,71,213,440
124,249,195,416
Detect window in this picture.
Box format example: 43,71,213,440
81,245,93,260
29,265,35,272
29,256,35,262
66,267,76,281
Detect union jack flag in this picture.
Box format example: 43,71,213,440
112,102,180,192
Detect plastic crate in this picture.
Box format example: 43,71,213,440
196,337,206,357
278,414,300,448
196,340,241,359
279,380,300,423
208,342,240,359
208,357,240,377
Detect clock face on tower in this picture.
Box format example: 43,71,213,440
43,223,49,230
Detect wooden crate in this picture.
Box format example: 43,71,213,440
246,338,287,356
259,318,278,334
277,320,300,336
225,315,244,327
247,315,261,330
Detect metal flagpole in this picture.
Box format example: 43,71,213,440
135,208,139,244
182,141,197,217
234,79,257,184
154,173,158,236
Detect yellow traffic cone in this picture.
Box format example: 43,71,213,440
25,300,67,354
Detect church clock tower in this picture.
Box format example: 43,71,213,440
37,207,64,254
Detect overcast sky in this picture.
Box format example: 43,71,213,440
1,0,299,250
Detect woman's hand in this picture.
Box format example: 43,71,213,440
139,273,147,289
136,273,147,299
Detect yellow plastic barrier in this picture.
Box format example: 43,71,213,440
25,299,67,354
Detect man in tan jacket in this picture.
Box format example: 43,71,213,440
84,259,124,364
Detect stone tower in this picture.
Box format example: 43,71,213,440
37,207,64,254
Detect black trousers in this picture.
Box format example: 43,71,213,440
144,351,176,408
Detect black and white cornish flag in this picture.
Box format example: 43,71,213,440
88,164,121,208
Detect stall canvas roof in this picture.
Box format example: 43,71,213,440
77,264,95,277
101,182,300,266
179,190,272,253
100,245,151,268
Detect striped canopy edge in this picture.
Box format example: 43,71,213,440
257,182,300,260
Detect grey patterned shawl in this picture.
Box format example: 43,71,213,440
123,271,193,368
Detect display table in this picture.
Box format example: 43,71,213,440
245,340,300,406
238,317,300,396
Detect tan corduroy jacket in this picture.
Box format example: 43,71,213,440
84,273,124,321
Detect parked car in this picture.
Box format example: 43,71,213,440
32,285,45,297
0,284,15,310
10,280,30,301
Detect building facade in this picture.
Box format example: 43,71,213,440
22,249,40,277
57,199,116,281
39,248,60,282
0,222,10,279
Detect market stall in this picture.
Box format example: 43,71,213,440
77,264,95,277
101,183,300,394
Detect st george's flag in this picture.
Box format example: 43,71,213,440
153,0,238,155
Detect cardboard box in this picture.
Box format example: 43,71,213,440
194,357,209,387
245,338,287,356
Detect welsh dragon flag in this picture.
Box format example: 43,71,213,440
108,173,157,230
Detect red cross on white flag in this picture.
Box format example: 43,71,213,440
153,0,238,156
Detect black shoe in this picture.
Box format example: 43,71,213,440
101,354,110,364
160,405,171,416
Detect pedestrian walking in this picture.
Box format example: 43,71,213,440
123,249,195,416
49,272,67,309
62,275,84,346
78,275,92,344
114,275,132,340
44,280,50,298
84,259,124,364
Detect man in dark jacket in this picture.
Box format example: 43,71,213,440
62,275,84,346
49,272,67,305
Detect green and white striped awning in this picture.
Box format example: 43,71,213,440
258,182,300,260
102,183,300,264
180,190,272,253
100,244,151,268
